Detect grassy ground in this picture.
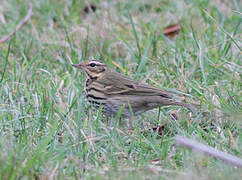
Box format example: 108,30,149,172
0,0,241,179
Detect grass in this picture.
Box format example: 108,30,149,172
0,0,241,179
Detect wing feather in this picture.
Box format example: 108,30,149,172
97,69,175,98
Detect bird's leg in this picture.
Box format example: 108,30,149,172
127,101,134,128
157,107,161,122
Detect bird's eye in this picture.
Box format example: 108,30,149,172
89,63,96,67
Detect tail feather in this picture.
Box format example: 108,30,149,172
175,101,200,112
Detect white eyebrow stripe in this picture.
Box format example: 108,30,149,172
89,61,104,66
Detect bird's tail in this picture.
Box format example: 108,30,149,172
175,101,200,112
163,89,200,112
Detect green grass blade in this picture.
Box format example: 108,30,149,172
0,41,10,84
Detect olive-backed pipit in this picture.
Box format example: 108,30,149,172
72,60,199,118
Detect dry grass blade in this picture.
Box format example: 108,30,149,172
175,136,242,168
0,3,32,43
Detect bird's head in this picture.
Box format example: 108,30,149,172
72,60,107,79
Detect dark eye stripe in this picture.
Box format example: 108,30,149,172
89,62,96,67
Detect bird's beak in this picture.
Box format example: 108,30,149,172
72,64,83,69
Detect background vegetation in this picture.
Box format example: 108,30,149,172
0,0,241,179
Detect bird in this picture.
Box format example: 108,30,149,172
72,60,199,118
